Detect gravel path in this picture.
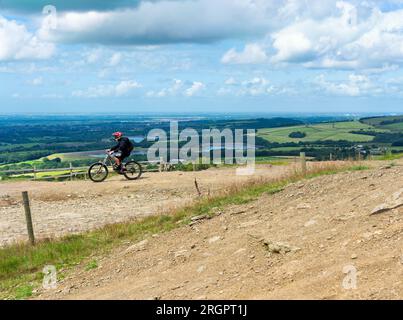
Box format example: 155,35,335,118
37,162,403,300
0,164,291,246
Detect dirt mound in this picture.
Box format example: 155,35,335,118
37,162,403,300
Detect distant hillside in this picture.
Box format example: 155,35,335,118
360,115,403,129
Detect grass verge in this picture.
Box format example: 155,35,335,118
374,153,403,161
0,161,366,299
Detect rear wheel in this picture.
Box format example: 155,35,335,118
88,163,108,182
123,161,142,180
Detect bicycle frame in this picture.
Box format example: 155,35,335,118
102,151,127,168
102,153,116,167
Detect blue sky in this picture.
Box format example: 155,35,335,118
1,0,403,113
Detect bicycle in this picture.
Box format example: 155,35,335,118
88,151,142,182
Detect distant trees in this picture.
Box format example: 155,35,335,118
392,140,403,147
288,131,306,139
379,119,403,125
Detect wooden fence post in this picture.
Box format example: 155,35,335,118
22,191,35,245
194,178,202,197
33,166,37,181
69,162,73,181
159,157,164,172
300,152,307,176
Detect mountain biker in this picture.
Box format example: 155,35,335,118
107,132,134,173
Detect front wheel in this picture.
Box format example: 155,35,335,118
88,163,109,182
123,161,142,180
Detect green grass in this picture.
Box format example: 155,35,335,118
14,284,33,300
0,162,368,299
85,260,98,271
349,165,370,171
269,146,303,152
0,159,41,169
258,121,382,143
47,152,94,162
255,156,293,165
374,152,403,161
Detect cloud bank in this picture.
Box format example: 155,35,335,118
0,16,54,60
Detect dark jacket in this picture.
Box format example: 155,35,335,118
110,137,133,154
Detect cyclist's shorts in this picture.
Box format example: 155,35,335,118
114,151,130,160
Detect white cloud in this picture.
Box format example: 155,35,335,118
271,30,314,63
7,0,401,72
221,43,268,64
184,81,205,97
224,77,238,85
217,87,233,96
314,73,378,96
72,80,142,98
84,48,102,64
240,77,275,96
147,79,184,97
219,77,278,96
209,1,403,70
42,93,64,99
147,79,205,97
38,0,273,45
115,80,142,95
270,2,403,69
0,16,54,61
108,52,122,66
29,77,43,86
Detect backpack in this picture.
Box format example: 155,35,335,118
127,139,134,152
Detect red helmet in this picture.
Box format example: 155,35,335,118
112,132,123,139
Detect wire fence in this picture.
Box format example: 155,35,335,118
0,160,164,181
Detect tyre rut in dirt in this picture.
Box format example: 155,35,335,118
88,163,109,182
124,161,142,180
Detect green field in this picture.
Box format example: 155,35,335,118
47,151,102,161
0,152,97,170
381,122,403,131
360,115,403,127
269,146,302,152
0,159,41,169
258,121,380,143
360,115,403,132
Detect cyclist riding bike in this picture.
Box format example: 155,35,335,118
107,132,134,174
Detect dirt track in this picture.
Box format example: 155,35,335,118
0,164,293,246
34,160,403,300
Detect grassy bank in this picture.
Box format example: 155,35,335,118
0,162,368,299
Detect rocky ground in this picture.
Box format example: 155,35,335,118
0,164,293,246
36,160,402,300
